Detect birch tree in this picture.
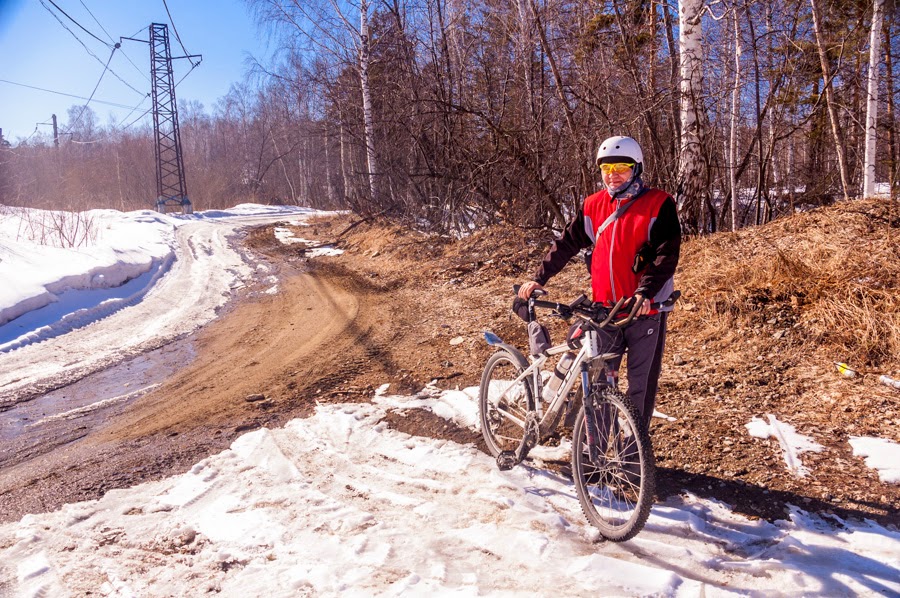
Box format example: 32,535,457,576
248,0,380,206
729,1,742,231
677,0,707,233
358,0,379,203
863,0,884,197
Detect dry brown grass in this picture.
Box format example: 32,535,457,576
677,199,900,369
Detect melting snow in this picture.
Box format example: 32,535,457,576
745,414,824,477
1,398,898,596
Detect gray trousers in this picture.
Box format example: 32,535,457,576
596,312,668,430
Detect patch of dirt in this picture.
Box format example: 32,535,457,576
381,409,483,450
1,207,898,530
293,209,900,528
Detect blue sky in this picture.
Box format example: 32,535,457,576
0,0,274,143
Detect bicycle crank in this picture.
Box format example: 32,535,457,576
496,413,540,471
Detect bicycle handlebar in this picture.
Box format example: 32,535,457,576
513,285,681,328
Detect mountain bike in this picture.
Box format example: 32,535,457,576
479,288,679,542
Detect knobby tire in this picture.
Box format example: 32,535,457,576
478,349,534,458
571,390,655,542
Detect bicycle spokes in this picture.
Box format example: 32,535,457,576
571,391,655,542
479,350,535,462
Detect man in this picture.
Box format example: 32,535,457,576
517,135,681,429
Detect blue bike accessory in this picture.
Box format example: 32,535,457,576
483,331,504,346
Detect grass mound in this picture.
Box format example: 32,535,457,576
678,199,900,370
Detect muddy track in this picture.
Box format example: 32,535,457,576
0,259,402,523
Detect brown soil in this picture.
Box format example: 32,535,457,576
1,208,898,529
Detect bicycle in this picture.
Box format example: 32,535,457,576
479,287,679,542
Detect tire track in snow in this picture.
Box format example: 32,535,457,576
0,216,287,408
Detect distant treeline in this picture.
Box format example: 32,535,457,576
2,0,899,235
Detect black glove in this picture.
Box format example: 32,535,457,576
632,242,656,273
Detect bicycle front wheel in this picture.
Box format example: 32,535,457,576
479,349,535,458
571,390,655,542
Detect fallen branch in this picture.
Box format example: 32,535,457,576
335,209,390,239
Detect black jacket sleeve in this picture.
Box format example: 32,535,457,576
532,209,594,286
635,196,681,299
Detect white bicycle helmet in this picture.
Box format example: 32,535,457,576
596,135,643,166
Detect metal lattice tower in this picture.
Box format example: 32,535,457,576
150,23,191,214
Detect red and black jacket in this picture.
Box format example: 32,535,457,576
532,187,681,309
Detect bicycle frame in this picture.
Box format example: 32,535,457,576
490,323,620,439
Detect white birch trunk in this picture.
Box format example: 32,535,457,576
339,121,351,202
678,0,706,231
324,124,336,206
359,0,379,204
863,0,885,197
729,5,742,231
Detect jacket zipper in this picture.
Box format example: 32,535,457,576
608,197,621,301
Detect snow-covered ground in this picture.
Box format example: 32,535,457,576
1,205,899,597
0,204,322,406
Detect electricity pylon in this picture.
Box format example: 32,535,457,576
149,22,193,214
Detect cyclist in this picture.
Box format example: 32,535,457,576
517,135,681,430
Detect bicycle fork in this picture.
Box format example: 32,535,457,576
580,363,603,464
580,328,615,467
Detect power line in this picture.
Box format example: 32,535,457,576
39,0,146,98
77,0,114,43
174,61,200,88
20,125,42,144
122,107,153,131
43,0,110,47
62,45,118,135
116,47,152,84
77,0,151,83
0,78,141,110
114,97,151,129
126,25,149,40
162,0,198,67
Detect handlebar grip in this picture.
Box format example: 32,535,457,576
612,291,681,327
512,284,547,298
648,290,681,310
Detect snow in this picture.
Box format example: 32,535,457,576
0,204,327,406
1,204,899,596
850,436,900,484
273,225,344,257
745,414,825,478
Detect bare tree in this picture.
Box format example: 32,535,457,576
863,0,885,197
809,0,851,201
248,0,379,207
677,0,708,233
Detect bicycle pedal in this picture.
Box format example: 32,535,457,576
496,450,518,471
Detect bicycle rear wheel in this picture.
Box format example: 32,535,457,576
571,390,655,542
479,349,535,459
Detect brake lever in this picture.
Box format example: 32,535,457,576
594,296,628,327
613,296,644,328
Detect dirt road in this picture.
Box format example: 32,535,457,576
0,249,404,522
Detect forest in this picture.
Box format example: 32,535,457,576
2,0,899,236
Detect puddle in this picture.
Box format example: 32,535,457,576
0,337,196,463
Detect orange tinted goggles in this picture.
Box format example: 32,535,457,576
598,162,635,175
